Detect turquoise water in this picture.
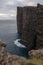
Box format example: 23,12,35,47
0,20,28,57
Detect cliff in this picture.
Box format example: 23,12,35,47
17,4,43,50
21,6,37,50
17,7,23,34
36,4,43,49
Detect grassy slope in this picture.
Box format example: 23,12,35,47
17,56,43,65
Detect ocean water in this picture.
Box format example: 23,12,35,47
0,20,28,57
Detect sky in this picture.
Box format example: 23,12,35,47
0,0,43,20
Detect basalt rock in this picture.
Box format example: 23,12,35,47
36,4,43,49
17,7,23,34
21,7,37,50
17,3,43,50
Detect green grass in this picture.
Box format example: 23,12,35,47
18,58,43,65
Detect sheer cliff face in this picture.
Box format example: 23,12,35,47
21,7,37,50
17,4,43,50
36,4,43,49
17,7,23,34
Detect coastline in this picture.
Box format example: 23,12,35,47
0,41,43,65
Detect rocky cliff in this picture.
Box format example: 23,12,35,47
17,4,43,50
36,4,43,49
21,6,37,50
17,7,23,34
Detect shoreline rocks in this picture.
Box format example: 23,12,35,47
29,49,43,58
0,41,26,65
0,41,43,65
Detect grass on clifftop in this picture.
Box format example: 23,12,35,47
18,58,43,65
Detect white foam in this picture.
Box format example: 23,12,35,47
14,39,26,48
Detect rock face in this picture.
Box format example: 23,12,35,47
29,49,43,58
36,4,43,49
21,7,37,50
17,7,23,34
17,4,43,50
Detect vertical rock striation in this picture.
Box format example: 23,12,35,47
21,7,37,50
17,4,43,50
17,7,23,34
36,4,43,49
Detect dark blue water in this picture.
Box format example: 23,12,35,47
0,20,28,57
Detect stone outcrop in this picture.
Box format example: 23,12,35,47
17,4,43,50
29,49,43,58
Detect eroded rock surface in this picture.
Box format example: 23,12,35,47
29,49,43,58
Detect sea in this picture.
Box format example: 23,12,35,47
0,20,28,58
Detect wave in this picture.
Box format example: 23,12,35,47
14,39,26,48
